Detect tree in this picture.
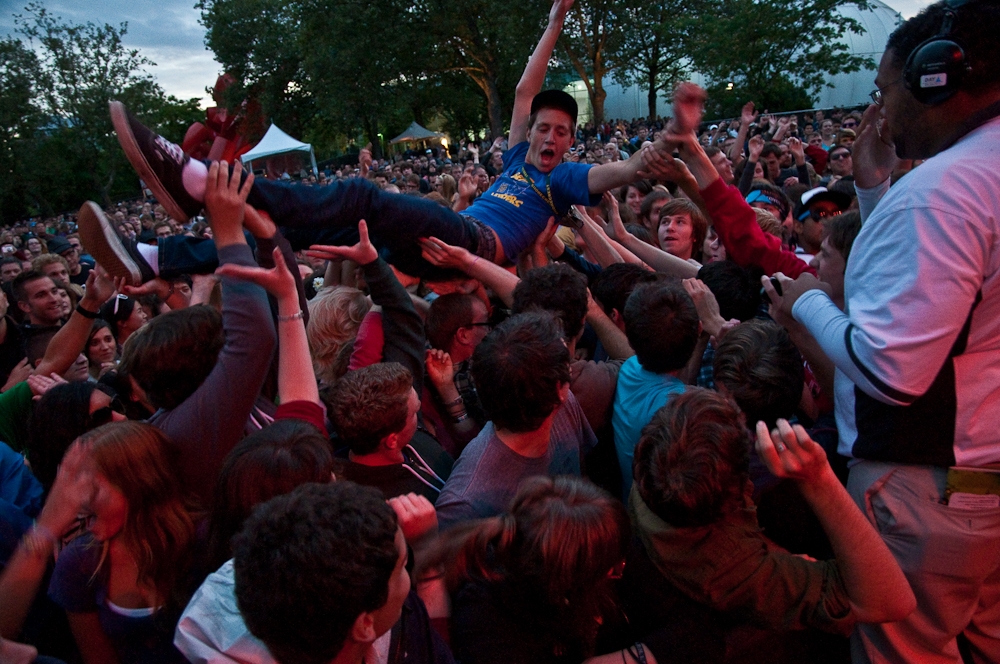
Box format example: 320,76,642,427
608,0,689,119
420,0,548,139
0,38,42,222
685,0,872,117
0,4,202,222
558,0,637,124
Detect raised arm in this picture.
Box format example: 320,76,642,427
34,270,116,377
418,237,520,308
215,242,319,407
757,420,916,623
510,0,574,145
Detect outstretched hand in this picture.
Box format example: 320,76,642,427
418,236,475,271
748,134,765,162
670,82,707,136
305,219,379,266
639,143,696,185
215,246,298,301
741,101,758,125
204,161,254,245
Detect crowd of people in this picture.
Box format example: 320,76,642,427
0,0,998,662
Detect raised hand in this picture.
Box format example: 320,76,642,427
215,246,298,301
36,440,94,537
787,136,805,163
604,192,627,241
80,269,117,310
755,419,831,485
305,219,379,266
417,236,476,271
638,144,694,186
741,101,758,126
457,173,477,201
671,82,707,135
425,349,455,388
204,160,254,243
682,278,728,338
27,372,67,399
853,103,899,188
748,134,765,162
548,0,575,26
242,205,277,239
388,493,438,543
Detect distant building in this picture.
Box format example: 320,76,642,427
566,0,902,122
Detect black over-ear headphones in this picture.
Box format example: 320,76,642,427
903,0,975,105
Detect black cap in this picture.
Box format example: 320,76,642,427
530,90,578,124
795,187,852,221
45,236,73,255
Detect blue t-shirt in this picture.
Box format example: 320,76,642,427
612,356,687,500
464,142,599,260
48,533,185,663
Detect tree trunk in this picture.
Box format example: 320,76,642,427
485,77,504,140
647,74,658,120
591,79,607,125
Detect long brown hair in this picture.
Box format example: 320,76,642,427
422,476,628,657
83,422,196,604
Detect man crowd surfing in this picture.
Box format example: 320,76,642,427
0,0,998,661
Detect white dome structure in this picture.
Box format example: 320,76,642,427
567,0,903,122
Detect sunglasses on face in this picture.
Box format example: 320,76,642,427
830,152,851,161
842,121,857,128
88,395,126,428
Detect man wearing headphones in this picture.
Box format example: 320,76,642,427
773,0,1000,661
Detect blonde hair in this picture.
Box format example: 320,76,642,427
753,208,783,239
307,286,371,385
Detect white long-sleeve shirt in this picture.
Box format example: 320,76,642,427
792,115,1000,467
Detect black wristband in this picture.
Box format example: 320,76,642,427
76,304,99,319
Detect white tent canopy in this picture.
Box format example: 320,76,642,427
242,123,318,176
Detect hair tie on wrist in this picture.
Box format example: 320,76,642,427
75,304,99,319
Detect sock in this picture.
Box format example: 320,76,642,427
182,159,208,202
136,242,160,276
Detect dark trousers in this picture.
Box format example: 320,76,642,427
159,177,479,279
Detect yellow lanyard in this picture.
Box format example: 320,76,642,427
520,167,560,217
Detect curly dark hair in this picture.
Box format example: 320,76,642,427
233,482,399,664
633,388,751,528
512,263,589,339
472,312,571,433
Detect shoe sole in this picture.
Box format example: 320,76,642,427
109,100,192,224
77,201,142,286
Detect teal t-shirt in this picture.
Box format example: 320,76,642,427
464,142,599,260
613,356,686,500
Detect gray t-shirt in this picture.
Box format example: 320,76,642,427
435,391,596,530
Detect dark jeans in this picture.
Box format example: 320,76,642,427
160,177,480,279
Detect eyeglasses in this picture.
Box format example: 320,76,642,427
870,78,903,106
841,121,857,128
829,152,851,161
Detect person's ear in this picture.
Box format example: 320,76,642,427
17,300,30,314
349,611,377,646
382,432,399,452
558,381,571,404
610,308,626,332
455,326,473,347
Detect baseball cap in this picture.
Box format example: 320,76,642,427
530,90,578,124
796,187,852,221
